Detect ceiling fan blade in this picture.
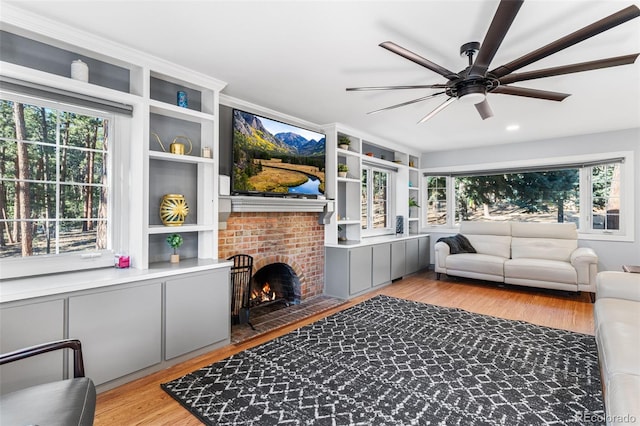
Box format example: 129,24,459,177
492,85,570,101
367,92,446,115
498,53,639,84
380,41,460,80
468,0,524,78
490,5,640,78
474,99,494,120
346,84,448,91
418,97,456,124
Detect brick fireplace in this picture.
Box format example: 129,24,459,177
218,211,325,300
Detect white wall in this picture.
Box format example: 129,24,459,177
421,128,640,272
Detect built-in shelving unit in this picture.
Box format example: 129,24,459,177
407,154,421,235
324,124,422,245
0,5,226,270
334,135,362,243
146,71,223,265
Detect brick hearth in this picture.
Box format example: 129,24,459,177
218,212,325,299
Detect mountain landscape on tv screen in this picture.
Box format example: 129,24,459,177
232,110,326,195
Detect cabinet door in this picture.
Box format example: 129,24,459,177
372,244,391,287
69,282,162,386
391,241,406,280
349,246,372,295
406,239,420,274
324,247,350,299
165,269,230,360
418,236,430,270
0,299,64,395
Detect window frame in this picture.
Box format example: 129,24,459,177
421,152,634,242
425,175,449,226
361,164,395,237
0,92,129,279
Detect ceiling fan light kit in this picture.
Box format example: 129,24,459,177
347,1,640,124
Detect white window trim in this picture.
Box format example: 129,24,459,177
421,151,634,242
0,94,130,279
361,165,395,237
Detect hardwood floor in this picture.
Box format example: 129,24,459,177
94,270,595,425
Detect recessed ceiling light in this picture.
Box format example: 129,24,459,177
506,124,520,132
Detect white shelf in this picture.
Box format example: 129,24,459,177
149,100,215,123
361,154,406,169
148,224,215,235
337,147,360,157
337,177,361,183
149,150,215,164
337,220,360,225
409,186,420,191
407,218,420,222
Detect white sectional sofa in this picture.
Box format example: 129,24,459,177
434,221,599,299
594,271,640,425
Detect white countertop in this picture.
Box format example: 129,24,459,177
325,233,429,249
0,258,233,304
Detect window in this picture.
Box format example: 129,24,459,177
454,169,580,225
423,155,632,240
426,176,447,225
590,163,620,231
0,95,121,278
361,165,392,235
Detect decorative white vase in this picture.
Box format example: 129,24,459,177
71,59,89,82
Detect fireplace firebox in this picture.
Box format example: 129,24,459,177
250,263,301,314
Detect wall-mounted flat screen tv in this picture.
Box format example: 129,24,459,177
232,109,326,196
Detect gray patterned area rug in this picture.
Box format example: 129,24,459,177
161,295,604,425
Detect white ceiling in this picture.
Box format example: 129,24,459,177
7,0,640,152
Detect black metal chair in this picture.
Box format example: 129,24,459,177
228,254,254,328
0,338,96,426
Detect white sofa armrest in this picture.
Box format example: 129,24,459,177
570,247,598,286
434,241,450,273
596,271,640,302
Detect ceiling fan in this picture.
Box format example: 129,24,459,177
346,1,640,123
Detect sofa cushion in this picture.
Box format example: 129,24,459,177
465,235,512,258
511,221,577,239
606,374,640,425
597,271,640,302
511,237,577,262
504,258,577,284
446,253,506,277
596,321,640,378
460,221,511,236
594,298,639,334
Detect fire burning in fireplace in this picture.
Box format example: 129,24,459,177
251,282,277,304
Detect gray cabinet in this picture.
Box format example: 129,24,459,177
349,246,373,294
325,246,373,298
418,236,430,270
0,299,64,394
406,238,420,274
391,241,406,280
69,281,162,386
325,235,429,299
372,244,391,286
165,269,230,359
